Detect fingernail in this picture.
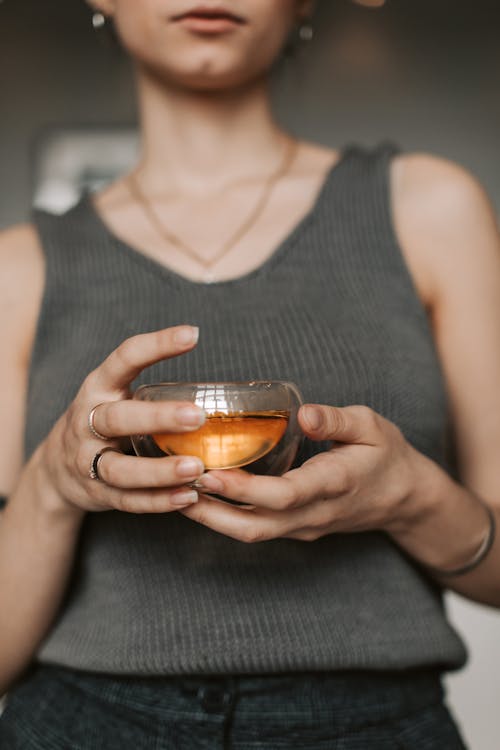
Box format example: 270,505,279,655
197,473,225,493
174,326,199,345
177,457,205,478
171,490,199,506
302,405,322,431
176,405,206,427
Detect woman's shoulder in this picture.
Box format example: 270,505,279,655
0,220,39,243
392,150,492,221
0,223,44,365
389,150,498,310
0,222,44,291
0,222,45,290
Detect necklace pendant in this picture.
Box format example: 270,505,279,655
203,270,217,284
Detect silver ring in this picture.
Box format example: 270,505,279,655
89,447,121,481
88,405,108,441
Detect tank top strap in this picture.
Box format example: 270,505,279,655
323,140,421,299
320,140,402,230
334,140,402,197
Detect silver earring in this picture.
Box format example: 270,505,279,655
298,23,314,42
92,12,106,29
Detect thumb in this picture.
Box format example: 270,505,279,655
299,404,372,444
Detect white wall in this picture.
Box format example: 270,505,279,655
446,595,500,749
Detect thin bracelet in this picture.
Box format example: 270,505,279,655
0,495,7,511
424,498,496,578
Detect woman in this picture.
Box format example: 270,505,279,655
0,1,499,747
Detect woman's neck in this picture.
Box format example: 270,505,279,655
133,64,290,194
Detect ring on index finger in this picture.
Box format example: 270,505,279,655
89,447,121,481
88,404,109,441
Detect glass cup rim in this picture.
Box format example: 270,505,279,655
134,380,302,393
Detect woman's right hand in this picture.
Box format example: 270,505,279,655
38,325,205,516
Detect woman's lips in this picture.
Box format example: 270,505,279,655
172,10,246,33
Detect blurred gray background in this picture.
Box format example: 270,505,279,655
1,1,499,747
1,0,499,225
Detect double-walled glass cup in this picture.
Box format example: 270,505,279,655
131,381,304,488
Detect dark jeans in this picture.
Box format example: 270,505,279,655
0,663,468,749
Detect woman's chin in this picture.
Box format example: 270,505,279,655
144,62,258,93
177,73,255,93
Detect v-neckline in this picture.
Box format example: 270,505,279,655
81,147,352,290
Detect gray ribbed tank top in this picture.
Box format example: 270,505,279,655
28,143,467,675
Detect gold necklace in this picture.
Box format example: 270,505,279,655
126,136,299,283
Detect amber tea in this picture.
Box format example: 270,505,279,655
153,409,289,469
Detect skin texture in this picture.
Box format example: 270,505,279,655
1,0,500,694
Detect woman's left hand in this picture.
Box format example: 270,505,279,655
178,403,423,543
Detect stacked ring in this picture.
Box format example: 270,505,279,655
89,447,121,481
88,404,108,441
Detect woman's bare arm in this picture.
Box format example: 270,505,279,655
0,451,86,696
389,153,500,605
0,225,43,494
0,225,85,695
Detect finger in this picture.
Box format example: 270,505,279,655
90,399,206,439
178,494,290,543
299,403,380,445
101,485,201,514
197,452,349,510
90,450,205,489
196,468,296,509
89,325,199,394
